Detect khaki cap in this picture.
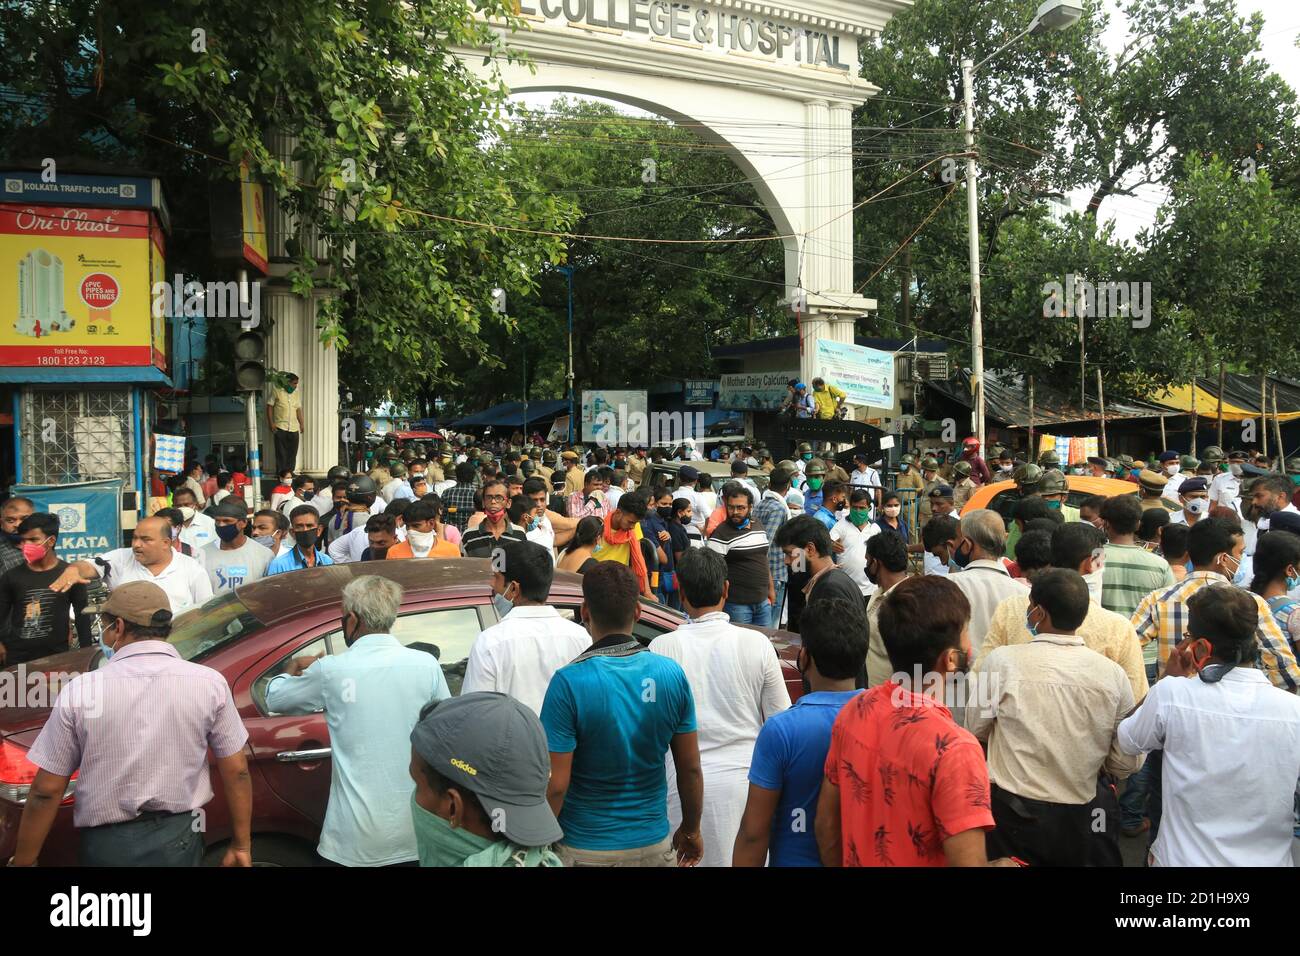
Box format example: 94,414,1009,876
83,581,173,628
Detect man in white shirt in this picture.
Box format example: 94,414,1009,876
171,487,216,552
463,540,590,714
848,454,882,508
1158,451,1186,504
651,547,790,867
830,487,879,595
730,460,762,504
279,475,317,520
49,516,213,617
267,575,450,866
948,509,1025,658
921,513,960,577
674,466,707,533
1254,474,1300,533
1118,584,1300,866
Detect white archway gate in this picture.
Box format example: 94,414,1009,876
468,0,911,385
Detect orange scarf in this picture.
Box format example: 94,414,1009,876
603,511,649,594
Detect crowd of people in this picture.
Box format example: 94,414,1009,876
3,431,1300,868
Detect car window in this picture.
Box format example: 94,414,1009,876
986,490,1020,527
391,607,486,695
167,592,266,662
253,636,333,715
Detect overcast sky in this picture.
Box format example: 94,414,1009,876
1084,0,1299,241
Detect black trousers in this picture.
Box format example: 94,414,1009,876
79,810,203,867
987,779,1123,867
274,428,300,474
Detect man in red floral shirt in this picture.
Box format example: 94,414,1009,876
815,576,1010,867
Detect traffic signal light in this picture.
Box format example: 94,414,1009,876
234,330,265,391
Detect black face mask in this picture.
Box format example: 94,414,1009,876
295,528,319,551
865,560,879,586
367,546,389,561
657,506,674,521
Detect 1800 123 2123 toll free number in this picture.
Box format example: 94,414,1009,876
36,355,107,366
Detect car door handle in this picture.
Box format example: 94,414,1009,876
275,748,332,762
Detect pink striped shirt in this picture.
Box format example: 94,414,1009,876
27,640,248,828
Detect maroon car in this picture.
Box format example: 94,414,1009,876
0,559,802,866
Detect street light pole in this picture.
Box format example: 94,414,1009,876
559,264,575,445
960,1,1083,453
962,58,985,451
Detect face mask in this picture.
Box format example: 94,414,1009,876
1165,464,1180,476
179,506,196,523
526,516,540,532
98,619,119,661
254,534,278,550
21,538,51,563
951,539,973,568
295,528,319,552
407,529,435,552
493,592,514,618
657,506,674,520
1230,463,1243,477
1285,569,1300,592
1025,606,1041,637
884,505,901,518
286,385,297,394
1083,567,1105,604
1046,499,1062,511
807,478,823,492
216,524,241,544
849,508,871,525
865,561,879,586
368,546,389,561
899,464,910,473
1183,498,1209,516
410,794,494,868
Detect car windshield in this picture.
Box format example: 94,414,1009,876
167,592,266,662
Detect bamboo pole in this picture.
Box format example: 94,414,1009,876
1258,374,1268,460
1190,370,1198,458
1159,414,1167,452
1217,362,1225,447
1274,382,1286,473
1029,374,1036,460
1097,367,1108,457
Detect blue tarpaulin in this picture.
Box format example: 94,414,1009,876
450,399,571,429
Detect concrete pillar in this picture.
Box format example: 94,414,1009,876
262,286,338,476
298,290,340,474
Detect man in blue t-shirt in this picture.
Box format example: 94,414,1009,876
732,595,867,866
541,562,704,866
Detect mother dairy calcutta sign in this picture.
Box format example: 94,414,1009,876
514,0,854,71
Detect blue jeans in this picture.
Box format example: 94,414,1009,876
772,581,787,625
725,600,772,627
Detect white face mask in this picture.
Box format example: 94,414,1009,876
1184,497,1209,516
407,528,435,554
1083,566,1106,605
1165,464,1181,476
179,506,196,523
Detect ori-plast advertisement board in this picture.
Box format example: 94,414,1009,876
0,204,166,370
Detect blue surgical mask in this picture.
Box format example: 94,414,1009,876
1025,606,1041,637
1287,574,1300,592
1047,499,1062,511
98,620,119,661
492,592,513,618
